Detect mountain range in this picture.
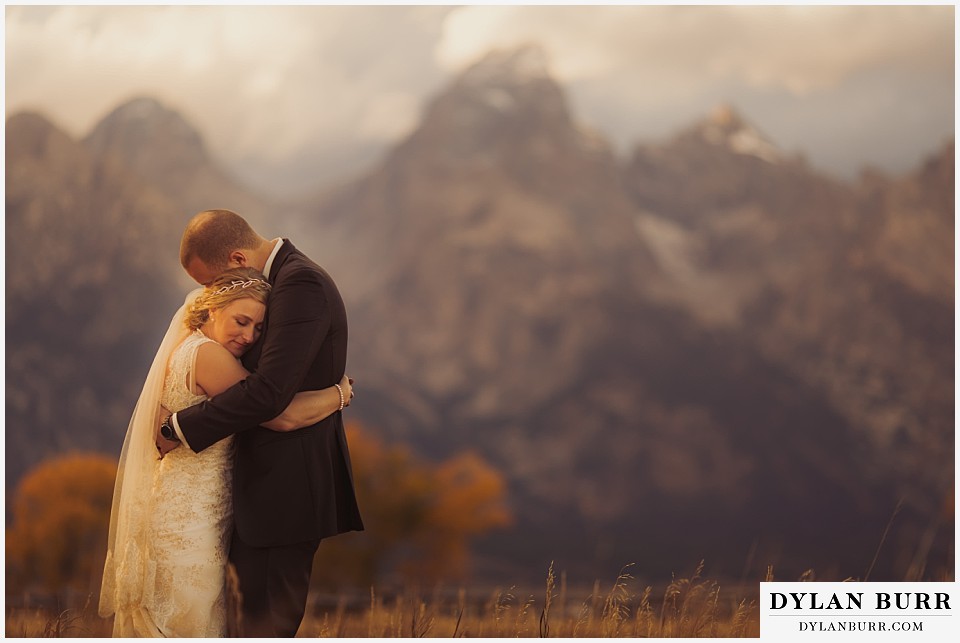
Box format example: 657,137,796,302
6,45,953,583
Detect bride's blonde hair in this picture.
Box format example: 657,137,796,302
184,267,271,331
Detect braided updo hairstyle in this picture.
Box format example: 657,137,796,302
184,267,271,331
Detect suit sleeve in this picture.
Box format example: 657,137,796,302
176,267,331,452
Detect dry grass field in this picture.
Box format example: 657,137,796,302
5,561,761,638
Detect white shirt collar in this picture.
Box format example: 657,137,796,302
262,238,284,280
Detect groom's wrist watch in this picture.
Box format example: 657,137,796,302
160,415,180,442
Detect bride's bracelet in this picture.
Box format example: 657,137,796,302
335,384,345,411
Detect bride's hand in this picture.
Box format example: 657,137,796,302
340,374,354,407
262,376,355,432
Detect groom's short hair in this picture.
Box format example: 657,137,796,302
180,209,261,270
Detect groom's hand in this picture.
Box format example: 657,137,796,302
156,407,181,458
156,432,181,458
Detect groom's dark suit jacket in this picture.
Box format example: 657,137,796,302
177,240,364,547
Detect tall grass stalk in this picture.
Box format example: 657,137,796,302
600,564,634,637
8,562,771,638
539,561,555,637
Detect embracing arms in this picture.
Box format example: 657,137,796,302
192,341,352,431
156,342,352,456
172,263,348,452
266,386,352,431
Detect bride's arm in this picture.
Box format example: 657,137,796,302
261,375,352,431
194,343,352,433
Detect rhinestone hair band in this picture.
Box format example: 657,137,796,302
211,278,271,296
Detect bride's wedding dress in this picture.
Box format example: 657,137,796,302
101,305,235,637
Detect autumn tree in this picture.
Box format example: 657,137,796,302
311,423,512,588
6,452,117,595
7,430,510,595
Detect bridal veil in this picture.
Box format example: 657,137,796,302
99,289,201,629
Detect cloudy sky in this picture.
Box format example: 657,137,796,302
6,4,955,198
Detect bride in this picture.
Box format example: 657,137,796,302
99,267,353,637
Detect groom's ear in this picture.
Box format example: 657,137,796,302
227,250,249,267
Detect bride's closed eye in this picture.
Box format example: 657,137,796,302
235,318,263,331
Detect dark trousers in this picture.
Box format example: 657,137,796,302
229,529,320,637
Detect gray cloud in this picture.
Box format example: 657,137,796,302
6,5,953,197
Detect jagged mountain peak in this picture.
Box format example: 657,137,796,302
77,95,272,224
707,103,748,131
682,103,781,163
105,96,173,120
6,110,93,184
84,95,208,172
457,44,552,89
396,45,592,171
7,111,73,157
7,109,57,132
428,43,568,122
88,96,199,139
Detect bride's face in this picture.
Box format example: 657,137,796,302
205,297,266,357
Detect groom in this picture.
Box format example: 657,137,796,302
157,209,364,636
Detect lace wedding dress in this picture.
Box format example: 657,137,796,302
102,328,235,637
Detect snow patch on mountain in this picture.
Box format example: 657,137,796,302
701,104,781,163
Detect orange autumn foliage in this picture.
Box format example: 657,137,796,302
408,451,514,580
6,452,117,594
311,423,512,588
7,426,510,595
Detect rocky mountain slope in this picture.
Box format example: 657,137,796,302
626,109,953,514
5,100,279,487
6,112,182,481
83,97,274,235
6,47,953,581
296,48,953,580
